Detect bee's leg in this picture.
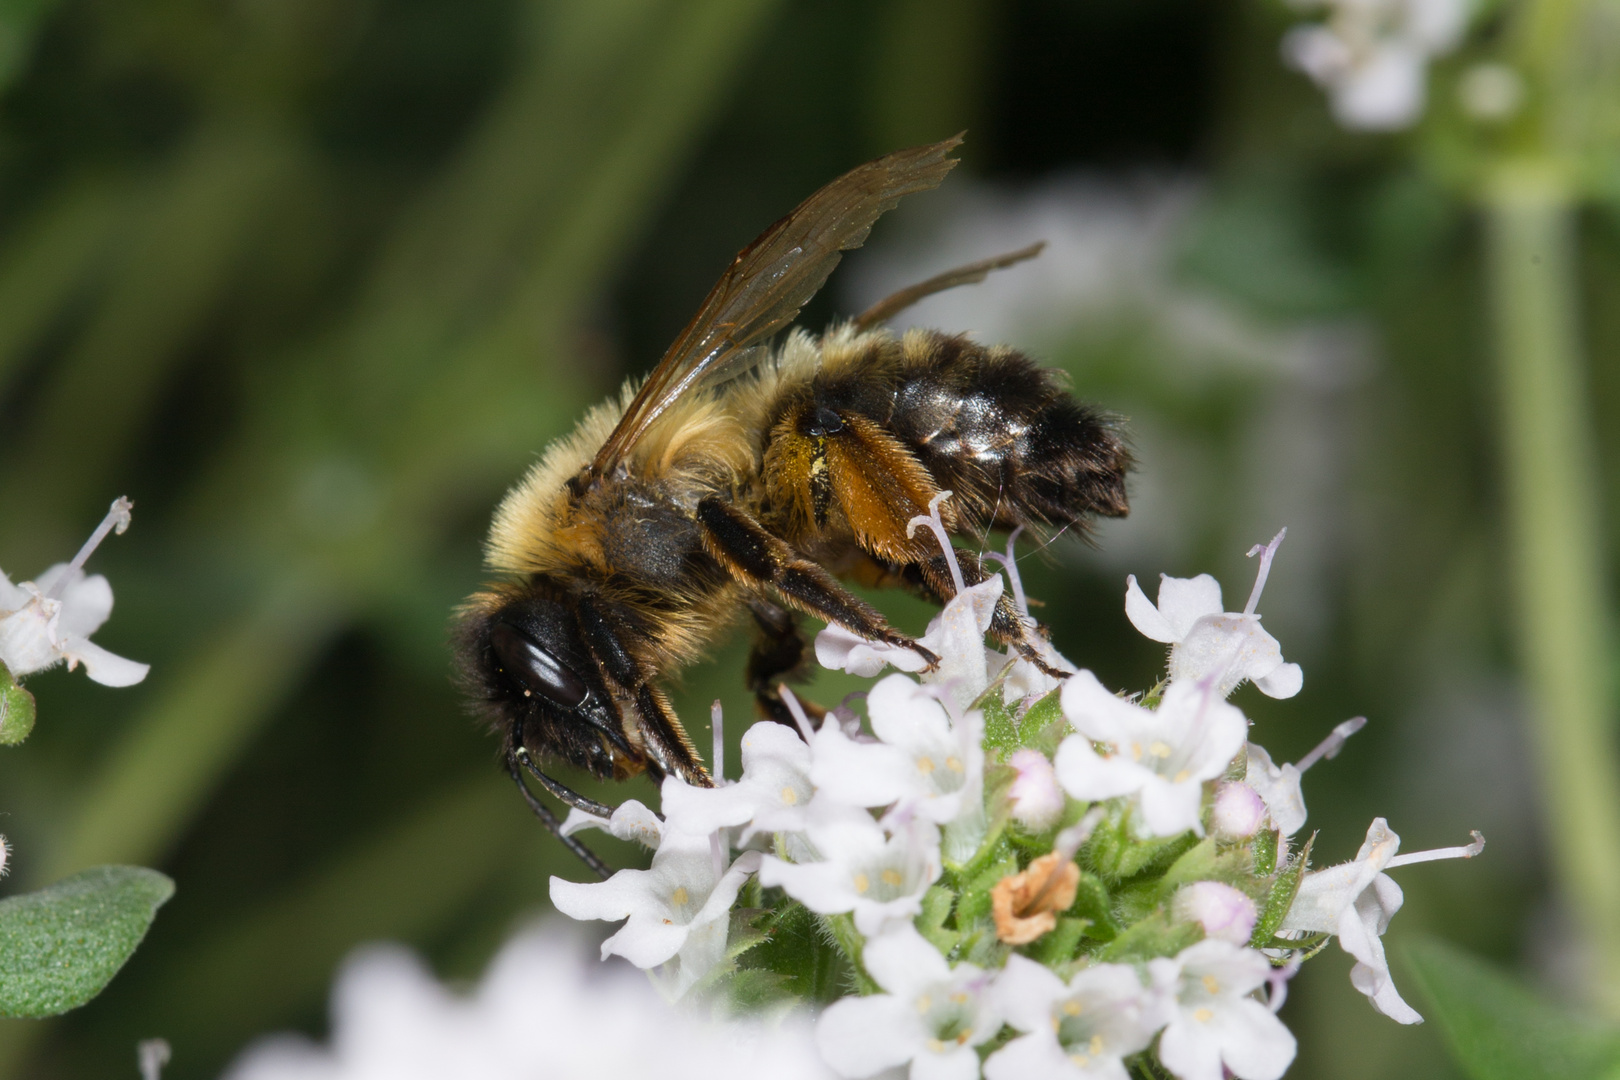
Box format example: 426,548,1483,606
696,496,941,669
852,242,1045,330
744,598,830,728
507,720,612,880
907,546,1068,679
574,595,714,788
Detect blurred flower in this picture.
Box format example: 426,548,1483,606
1172,882,1258,945
1124,531,1302,700
550,829,762,997
0,497,148,688
1211,782,1267,839
810,674,984,826
815,923,1000,1080
1055,672,1247,837
986,955,1166,1080
759,808,942,936
1282,0,1470,130
1148,940,1297,1080
1458,61,1523,120
1007,748,1065,831
222,925,831,1080
1278,817,1484,1023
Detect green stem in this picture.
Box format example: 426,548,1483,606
1482,161,1620,1018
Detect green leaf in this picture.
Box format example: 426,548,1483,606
1405,937,1620,1080
0,665,34,745
1030,916,1089,967
0,865,174,1018
1250,833,1313,947
1251,827,1279,877
1096,911,1201,964
980,693,1019,760
1068,872,1120,942
734,901,850,1006
917,884,960,957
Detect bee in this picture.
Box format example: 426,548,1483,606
455,137,1129,875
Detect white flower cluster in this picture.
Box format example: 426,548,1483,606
223,925,832,1080
547,508,1484,1079
1282,0,1470,130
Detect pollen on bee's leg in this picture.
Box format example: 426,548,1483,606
907,490,965,595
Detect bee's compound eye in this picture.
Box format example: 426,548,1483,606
489,623,588,708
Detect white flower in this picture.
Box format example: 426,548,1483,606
1054,672,1248,837
1282,0,1469,130
816,923,1000,1080
985,954,1167,1080
550,829,762,996
1148,940,1297,1080
1124,531,1301,700
1245,716,1366,836
221,924,833,1080
758,808,941,936
559,798,664,848
0,498,147,687
810,674,984,826
1278,817,1483,1024
1007,748,1065,831
660,722,814,842
1172,882,1258,945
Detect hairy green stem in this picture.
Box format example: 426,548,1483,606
1483,162,1620,1017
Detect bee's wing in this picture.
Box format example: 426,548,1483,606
585,135,962,484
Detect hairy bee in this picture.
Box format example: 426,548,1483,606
455,137,1129,875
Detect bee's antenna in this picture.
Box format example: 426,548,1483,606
852,241,1046,330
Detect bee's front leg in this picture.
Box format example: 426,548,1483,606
695,497,941,670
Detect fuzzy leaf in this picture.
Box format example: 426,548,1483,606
734,901,849,1005
1252,827,1279,876
1068,872,1120,941
981,694,1019,760
0,665,34,745
1251,832,1313,947
1405,937,1620,1080
954,850,1019,932
1031,915,1089,967
1096,911,1201,964
0,866,174,1017
918,884,961,957
1016,688,1067,755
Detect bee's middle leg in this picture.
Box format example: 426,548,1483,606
743,598,831,729
695,496,940,668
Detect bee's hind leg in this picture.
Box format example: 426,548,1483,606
696,496,940,669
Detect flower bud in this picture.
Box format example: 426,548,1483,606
1212,781,1267,839
1007,749,1064,830
1172,881,1257,944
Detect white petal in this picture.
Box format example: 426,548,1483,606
1254,662,1303,699
912,1044,985,1080
810,722,914,809
1243,745,1307,837
861,923,952,995
60,635,149,686
55,572,114,637
1059,669,1146,746
1206,998,1297,1079
0,572,30,613
1135,774,1207,838
1125,574,1180,643
983,1033,1086,1080
816,625,928,677
1053,735,1151,802
993,954,1070,1033
1155,574,1223,638
815,995,918,1077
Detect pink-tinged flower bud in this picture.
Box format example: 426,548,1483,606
1007,749,1064,830
1173,881,1258,944
1212,781,1267,838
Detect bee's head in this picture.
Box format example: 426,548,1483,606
454,579,645,781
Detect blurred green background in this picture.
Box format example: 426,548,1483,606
0,0,1613,1077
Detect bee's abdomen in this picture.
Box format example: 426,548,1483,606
885,330,1129,531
